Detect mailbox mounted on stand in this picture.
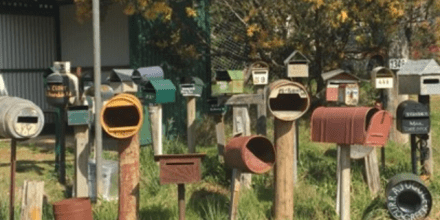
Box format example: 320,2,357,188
142,79,176,104
178,76,204,97
397,59,440,95
322,69,361,106
211,70,244,96
371,67,394,89
154,154,206,184
250,61,269,85
268,80,310,121
311,107,393,146
284,50,310,78
107,69,138,94
67,105,91,126
396,100,430,134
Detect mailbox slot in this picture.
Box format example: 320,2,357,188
311,107,393,146
103,105,140,128
268,80,310,121
421,75,440,95
154,154,206,185
396,100,430,134
17,117,38,123
397,59,440,95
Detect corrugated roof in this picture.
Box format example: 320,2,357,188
108,69,134,82
397,59,440,75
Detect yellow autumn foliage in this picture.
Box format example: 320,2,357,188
185,7,197,17
247,24,260,37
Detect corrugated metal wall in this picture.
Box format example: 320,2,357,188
0,13,57,122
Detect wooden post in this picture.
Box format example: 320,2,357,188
187,97,196,153
228,169,242,220
384,75,409,144
364,149,380,195
74,126,89,198
178,184,185,220
20,181,44,220
293,122,298,185
256,87,267,136
118,134,140,220
339,145,351,220
274,118,295,220
149,105,163,155
215,115,226,163
419,95,433,176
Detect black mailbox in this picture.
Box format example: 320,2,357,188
46,73,70,108
396,100,430,134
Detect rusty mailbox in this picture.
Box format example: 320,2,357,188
154,154,206,184
397,100,430,134
311,107,393,146
267,80,310,121
224,135,275,174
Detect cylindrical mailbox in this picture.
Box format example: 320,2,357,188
0,97,45,140
46,73,70,107
386,173,432,220
132,66,165,86
267,80,310,121
53,197,93,220
224,135,275,174
101,93,143,139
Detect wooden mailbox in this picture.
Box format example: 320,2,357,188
371,66,394,89
108,69,138,94
250,61,269,85
284,50,309,78
178,76,204,97
322,69,361,106
211,70,244,96
398,59,440,95
154,154,206,184
396,100,430,134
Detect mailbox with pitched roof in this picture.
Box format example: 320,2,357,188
397,59,440,95
211,70,244,96
142,79,176,104
178,76,204,97
108,69,138,94
322,69,361,106
284,50,310,78
250,61,269,85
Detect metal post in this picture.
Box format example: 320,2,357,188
178,184,185,220
9,139,16,220
411,134,417,175
92,0,103,197
59,108,66,184
419,95,433,176
54,109,61,172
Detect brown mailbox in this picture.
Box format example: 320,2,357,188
154,154,206,185
224,135,275,174
311,107,393,146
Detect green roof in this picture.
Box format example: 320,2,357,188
150,79,176,91
227,70,243,80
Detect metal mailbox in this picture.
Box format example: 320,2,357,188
53,61,71,73
311,107,393,146
67,106,91,126
338,83,359,106
0,73,7,96
178,76,204,97
224,135,275,174
45,72,71,107
142,79,176,104
107,69,138,94
207,97,226,115
371,66,394,89
211,70,244,96
396,100,430,134
322,69,361,105
132,66,164,86
154,154,206,184
250,61,269,85
398,59,440,95
284,50,309,78
267,80,310,121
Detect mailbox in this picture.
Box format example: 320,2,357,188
398,59,440,95
322,69,361,105
142,79,176,104
311,107,393,146
326,83,339,101
131,66,164,86
283,50,309,78
250,61,269,85
0,96,45,140
107,69,138,94
338,83,359,106
211,70,244,96
45,72,70,107
100,93,143,139
154,154,206,184
178,76,204,97
267,80,310,121
224,135,275,174
0,74,7,96
207,97,226,115
67,105,91,126
371,66,394,89
396,100,430,134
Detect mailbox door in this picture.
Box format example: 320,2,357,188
326,84,339,101
397,100,430,134
159,157,201,184
421,75,440,95
252,69,269,85
344,84,359,106
364,110,393,146
288,63,308,78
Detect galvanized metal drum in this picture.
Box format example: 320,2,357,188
267,80,310,121
0,96,45,140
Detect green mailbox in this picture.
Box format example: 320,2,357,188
178,76,204,97
142,79,176,104
211,70,244,96
67,106,91,126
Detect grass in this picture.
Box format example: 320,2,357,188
0,93,440,219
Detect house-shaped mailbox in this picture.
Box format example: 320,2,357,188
154,154,206,184
397,59,440,95
132,66,165,86
108,69,138,94
371,66,394,89
211,70,244,96
142,79,176,104
284,50,310,78
322,69,361,106
311,107,393,146
250,61,269,85
178,76,204,97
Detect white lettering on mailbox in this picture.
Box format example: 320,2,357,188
181,87,195,94
405,112,429,117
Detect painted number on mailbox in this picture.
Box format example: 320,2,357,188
389,58,407,70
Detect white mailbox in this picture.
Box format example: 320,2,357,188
0,74,7,96
250,61,269,85
284,50,309,78
338,83,359,106
397,59,440,95
371,66,394,89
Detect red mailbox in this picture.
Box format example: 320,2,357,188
154,154,206,185
311,107,393,146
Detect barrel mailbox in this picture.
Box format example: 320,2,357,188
311,107,393,146
0,97,45,140
224,135,275,174
267,80,310,121
386,173,432,220
396,100,430,134
100,93,143,139
131,66,165,86
154,154,206,184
